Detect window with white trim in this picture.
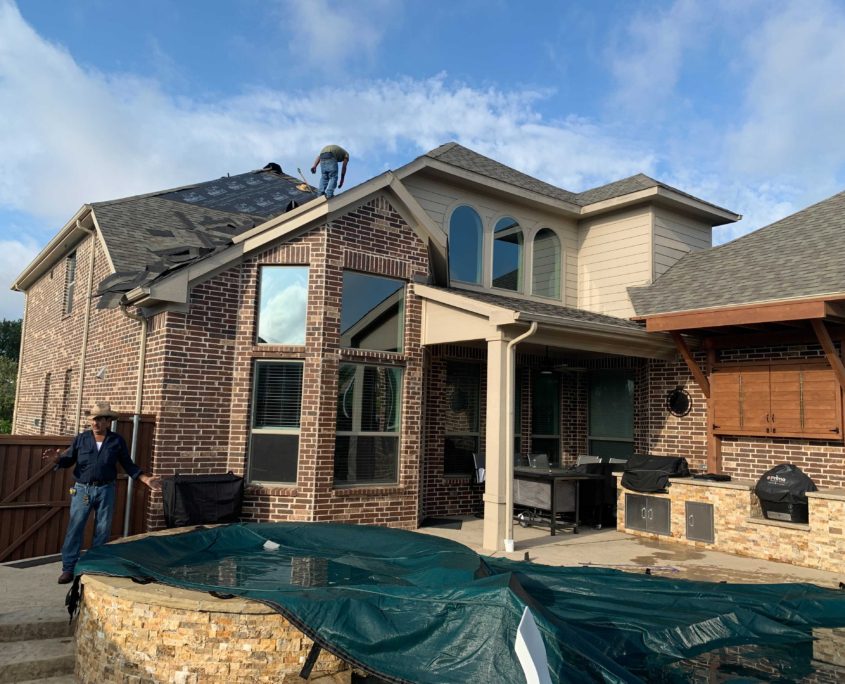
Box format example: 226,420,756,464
492,217,522,291
249,361,303,484
335,363,402,485
448,205,483,284
531,228,561,299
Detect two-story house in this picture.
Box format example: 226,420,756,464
14,143,796,553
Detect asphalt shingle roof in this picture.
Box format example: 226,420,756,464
424,143,734,214
427,285,645,331
91,167,316,306
629,189,845,316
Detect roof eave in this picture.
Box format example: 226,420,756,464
397,157,583,216
580,187,741,225
11,205,93,292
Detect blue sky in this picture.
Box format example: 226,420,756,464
2,0,845,319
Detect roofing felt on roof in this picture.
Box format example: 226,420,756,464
92,167,316,307
426,285,645,331
629,188,845,316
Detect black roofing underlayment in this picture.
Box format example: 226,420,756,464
93,166,317,308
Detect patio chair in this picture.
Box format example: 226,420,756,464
472,453,485,517
528,453,550,470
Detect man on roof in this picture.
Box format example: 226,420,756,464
310,144,349,198
41,401,161,584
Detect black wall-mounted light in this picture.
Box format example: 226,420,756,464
667,386,692,417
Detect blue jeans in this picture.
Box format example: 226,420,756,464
61,482,116,572
318,154,339,198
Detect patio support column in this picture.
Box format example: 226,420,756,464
482,333,510,551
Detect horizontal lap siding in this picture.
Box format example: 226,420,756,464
653,207,712,279
578,207,651,318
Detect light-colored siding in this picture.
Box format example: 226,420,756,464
402,175,578,307
577,207,651,318
652,206,712,279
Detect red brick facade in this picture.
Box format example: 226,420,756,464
16,195,845,535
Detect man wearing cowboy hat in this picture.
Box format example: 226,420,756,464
42,401,161,584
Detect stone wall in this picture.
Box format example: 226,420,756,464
76,575,351,683
616,476,845,573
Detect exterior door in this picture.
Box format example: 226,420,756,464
588,370,634,459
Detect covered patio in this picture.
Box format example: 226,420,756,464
415,284,676,552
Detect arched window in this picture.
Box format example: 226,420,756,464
532,228,561,299
492,217,522,291
448,205,482,284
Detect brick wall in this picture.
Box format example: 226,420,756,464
644,343,845,487
15,234,148,435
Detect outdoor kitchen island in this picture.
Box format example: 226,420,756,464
616,475,845,573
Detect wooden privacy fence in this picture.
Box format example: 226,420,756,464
0,415,155,563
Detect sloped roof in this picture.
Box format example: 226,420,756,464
425,143,580,204
92,167,316,307
629,189,845,316
427,285,645,331
424,143,735,215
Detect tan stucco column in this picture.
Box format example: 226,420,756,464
482,333,509,551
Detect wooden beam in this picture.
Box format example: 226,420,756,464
671,332,710,398
702,324,845,350
646,299,829,332
811,319,845,392
706,348,722,473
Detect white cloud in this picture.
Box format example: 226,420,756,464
0,1,656,232
0,237,39,319
726,0,845,193
608,0,705,117
277,0,399,73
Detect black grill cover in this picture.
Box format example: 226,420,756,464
162,472,244,528
754,463,817,504
621,454,690,493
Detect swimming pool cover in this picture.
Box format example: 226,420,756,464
73,523,845,682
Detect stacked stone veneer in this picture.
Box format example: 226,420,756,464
76,575,351,683
616,477,845,573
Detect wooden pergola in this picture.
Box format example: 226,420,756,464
636,294,845,473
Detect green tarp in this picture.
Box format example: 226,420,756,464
73,523,845,682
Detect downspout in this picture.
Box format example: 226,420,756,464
504,321,538,552
73,222,97,432
120,301,148,537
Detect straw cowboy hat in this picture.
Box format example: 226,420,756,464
88,400,119,419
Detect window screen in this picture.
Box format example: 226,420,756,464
249,361,303,484
335,364,402,485
444,362,480,476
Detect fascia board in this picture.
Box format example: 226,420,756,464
413,284,512,319
127,241,247,307
233,194,328,245
580,187,740,225
89,210,116,274
387,175,447,249
406,158,583,216
12,205,91,291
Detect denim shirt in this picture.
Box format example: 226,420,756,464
55,430,142,483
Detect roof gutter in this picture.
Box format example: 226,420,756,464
12,205,93,292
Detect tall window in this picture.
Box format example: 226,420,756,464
532,229,561,299
492,217,522,291
588,370,634,459
257,266,309,345
448,205,483,284
443,362,480,476
531,371,560,465
335,364,402,485
249,361,303,484
341,272,404,352
63,252,77,315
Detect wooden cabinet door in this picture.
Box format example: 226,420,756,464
711,369,742,433
769,364,802,435
801,365,843,438
739,365,771,434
